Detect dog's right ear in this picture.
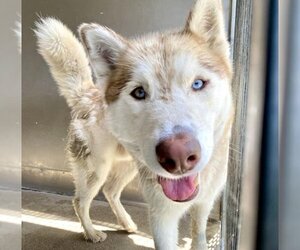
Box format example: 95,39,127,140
78,24,127,80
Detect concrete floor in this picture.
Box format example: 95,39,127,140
22,190,221,250
0,189,21,250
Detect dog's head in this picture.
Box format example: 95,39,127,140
79,0,233,202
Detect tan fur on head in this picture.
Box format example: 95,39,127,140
79,0,232,106
76,0,233,186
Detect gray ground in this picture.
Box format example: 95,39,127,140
0,189,21,250
22,190,220,250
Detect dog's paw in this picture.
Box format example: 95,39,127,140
119,219,138,233
84,230,107,243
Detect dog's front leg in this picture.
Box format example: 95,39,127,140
149,204,183,250
190,202,214,250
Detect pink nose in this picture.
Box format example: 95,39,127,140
155,132,201,174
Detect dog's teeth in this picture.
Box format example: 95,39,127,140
194,175,199,186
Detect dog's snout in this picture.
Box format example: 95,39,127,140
155,132,201,174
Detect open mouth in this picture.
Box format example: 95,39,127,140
157,174,199,202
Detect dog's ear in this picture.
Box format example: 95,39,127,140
78,23,127,80
185,0,229,56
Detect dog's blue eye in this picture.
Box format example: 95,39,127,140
192,79,205,91
130,87,147,100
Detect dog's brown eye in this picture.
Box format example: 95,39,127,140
130,87,147,100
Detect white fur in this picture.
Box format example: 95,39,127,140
35,1,233,249
35,18,94,107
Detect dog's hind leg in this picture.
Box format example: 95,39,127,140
103,161,138,232
73,169,108,242
72,159,112,243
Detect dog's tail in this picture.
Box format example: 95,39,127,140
35,17,96,108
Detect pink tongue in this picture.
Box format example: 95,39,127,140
158,174,197,201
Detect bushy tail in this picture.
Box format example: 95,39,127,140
35,17,95,108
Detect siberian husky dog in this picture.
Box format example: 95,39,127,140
35,0,233,249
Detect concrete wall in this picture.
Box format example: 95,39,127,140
0,1,21,249
0,0,21,189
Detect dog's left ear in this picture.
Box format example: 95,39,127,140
78,23,127,81
185,0,229,57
